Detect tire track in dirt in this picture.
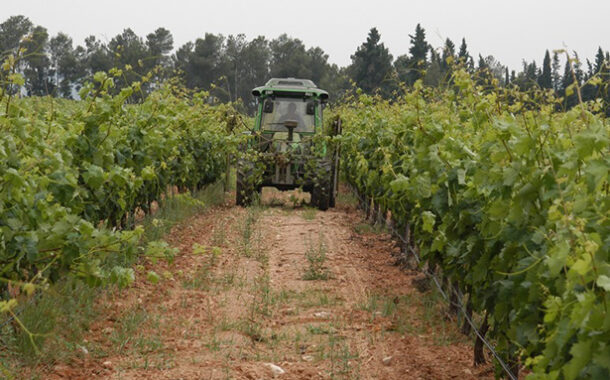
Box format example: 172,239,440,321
258,202,494,380
41,191,494,380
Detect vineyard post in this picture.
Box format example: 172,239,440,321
461,296,473,335
225,153,231,193
373,201,380,225
224,112,237,193
449,283,460,317
474,312,489,366
401,223,407,262
507,346,520,379
355,189,364,211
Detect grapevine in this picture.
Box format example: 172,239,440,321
0,69,239,312
336,70,610,378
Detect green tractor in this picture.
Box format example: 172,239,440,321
236,78,340,210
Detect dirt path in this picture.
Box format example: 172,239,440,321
45,190,493,380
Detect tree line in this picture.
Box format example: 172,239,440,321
1,15,609,113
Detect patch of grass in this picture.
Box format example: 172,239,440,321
301,207,317,220
0,182,224,373
303,232,330,281
182,254,217,290
106,307,170,371
0,278,99,367
211,218,229,247
239,205,263,258
336,191,358,208
141,181,225,246
312,331,360,380
418,289,465,346
358,292,380,313
358,290,466,342
238,214,273,344
306,324,335,335
353,222,385,235
329,336,360,380
110,307,164,356
296,289,343,309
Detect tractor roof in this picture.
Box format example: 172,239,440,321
252,78,329,101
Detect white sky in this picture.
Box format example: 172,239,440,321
3,0,609,71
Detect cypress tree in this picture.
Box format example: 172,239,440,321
457,37,473,72
477,54,487,70
594,47,605,73
406,24,428,84
457,38,469,61
538,50,553,89
552,51,561,92
476,54,491,85
348,27,394,94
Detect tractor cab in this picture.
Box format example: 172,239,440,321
237,78,337,210
252,78,328,146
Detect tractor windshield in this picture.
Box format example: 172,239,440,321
261,98,315,134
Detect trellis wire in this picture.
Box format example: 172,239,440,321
351,187,518,380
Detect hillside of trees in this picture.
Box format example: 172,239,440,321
1,15,608,113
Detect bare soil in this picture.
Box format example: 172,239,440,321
41,189,494,380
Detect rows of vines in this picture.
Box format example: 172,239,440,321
337,70,609,378
1,70,238,310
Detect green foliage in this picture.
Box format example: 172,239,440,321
348,28,394,96
0,70,237,304
336,71,610,378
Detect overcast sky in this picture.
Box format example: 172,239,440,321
3,0,609,71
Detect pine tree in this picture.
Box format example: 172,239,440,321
477,54,487,70
348,27,394,94
406,24,428,84
552,51,561,92
594,47,605,73
476,54,490,85
22,25,52,96
458,38,470,63
457,37,474,72
538,50,553,89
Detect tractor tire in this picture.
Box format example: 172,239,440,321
328,186,336,208
311,179,331,211
236,168,257,207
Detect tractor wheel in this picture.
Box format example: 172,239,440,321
311,178,330,211
328,186,336,208
236,168,258,207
